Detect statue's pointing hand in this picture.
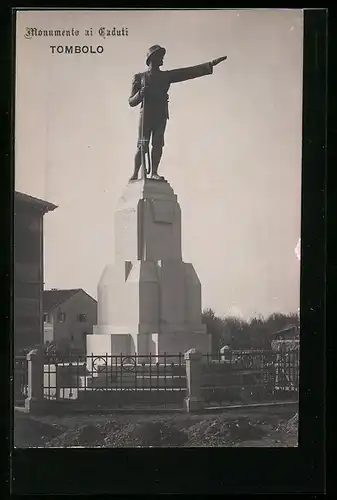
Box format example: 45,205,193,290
211,56,227,67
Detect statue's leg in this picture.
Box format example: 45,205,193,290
151,119,167,178
151,147,163,176
129,150,142,181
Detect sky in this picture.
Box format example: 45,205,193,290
15,9,303,319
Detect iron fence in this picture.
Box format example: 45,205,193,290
14,355,28,406
15,347,300,410
274,346,299,393
200,349,299,406
43,353,186,408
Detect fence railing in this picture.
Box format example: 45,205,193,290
14,355,28,405
200,349,299,406
42,353,186,407
14,346,299,412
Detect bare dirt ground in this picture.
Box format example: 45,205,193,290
14,405,298,448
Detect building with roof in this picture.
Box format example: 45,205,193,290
14,191,57,352
43,288,97,353
271,324,300,341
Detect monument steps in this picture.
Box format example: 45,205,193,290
77,373,186,389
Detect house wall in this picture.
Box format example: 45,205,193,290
14,202,44,351
50,291,97,352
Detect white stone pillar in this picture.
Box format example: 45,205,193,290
184,348,204,412
25,347,44,413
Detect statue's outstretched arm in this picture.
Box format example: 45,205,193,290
166,62,213,84
166,56,227,84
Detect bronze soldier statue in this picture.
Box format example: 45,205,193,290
128,45,227,181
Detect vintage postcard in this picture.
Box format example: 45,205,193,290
14,8,303,451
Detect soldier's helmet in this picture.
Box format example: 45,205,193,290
146,45,166,66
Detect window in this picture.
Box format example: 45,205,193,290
43,313,49,322
57,311,66,322
77,313,87,322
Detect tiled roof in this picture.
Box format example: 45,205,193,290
43,289,82,311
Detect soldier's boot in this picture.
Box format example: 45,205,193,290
151,174,165,181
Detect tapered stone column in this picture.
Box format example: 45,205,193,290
87,179,211,358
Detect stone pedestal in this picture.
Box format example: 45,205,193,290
184,348,205,412
24,347,45,414
87,179,211,357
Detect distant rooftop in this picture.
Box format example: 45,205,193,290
15,191,57,214
43,288,98,311
272,324,300,337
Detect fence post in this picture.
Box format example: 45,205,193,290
184,348,204,412
55,364,60,401
25,346,44,413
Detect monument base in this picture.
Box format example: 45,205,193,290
90,179,212,364
86,330,211,363
151,332,211,357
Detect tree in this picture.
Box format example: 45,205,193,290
232,312,299,349
222,316,249,349
202,308,225,352
202,309,300,351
